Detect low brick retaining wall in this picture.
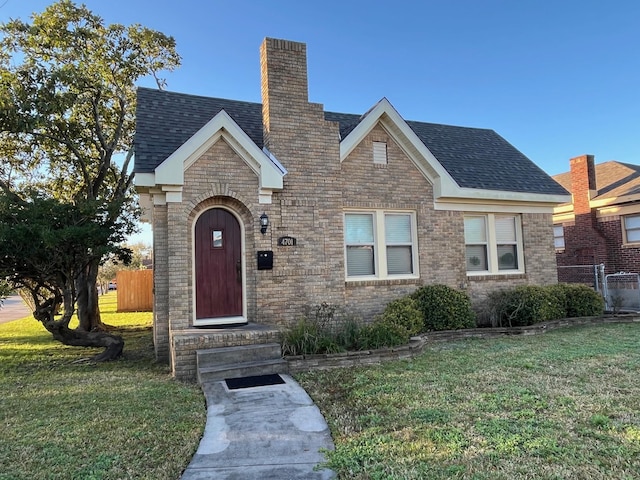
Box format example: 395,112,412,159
285,315,640,373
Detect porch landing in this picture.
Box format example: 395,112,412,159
171,323,284,381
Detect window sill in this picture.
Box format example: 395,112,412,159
622,243,640,249
467,272,526,281
346,277,421,287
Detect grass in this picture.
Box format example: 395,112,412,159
297,323,640,479
0,292,205,480
4,296,640,479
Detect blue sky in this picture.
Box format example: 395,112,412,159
3,0,639,244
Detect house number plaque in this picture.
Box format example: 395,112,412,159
278,236,297,247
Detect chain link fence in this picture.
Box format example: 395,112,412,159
603,273,640,312
557,264,605,293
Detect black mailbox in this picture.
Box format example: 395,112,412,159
257,250,273,270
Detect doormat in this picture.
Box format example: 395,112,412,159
225,374,285,390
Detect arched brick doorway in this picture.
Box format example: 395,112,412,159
194,207,245,325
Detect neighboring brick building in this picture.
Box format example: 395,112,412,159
134,38,569,380
553,155,640,279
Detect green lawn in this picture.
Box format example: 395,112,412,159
3,296,640,480
0,293,205,480
298,323,640,480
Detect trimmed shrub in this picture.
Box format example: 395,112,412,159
357,318,410,350
412,284,476,331
555,283,605,317
487,285,565,327
378,296,423,336
545,283,570,318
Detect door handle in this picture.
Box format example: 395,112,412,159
236,260,242,283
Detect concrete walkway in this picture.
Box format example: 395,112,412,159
0,295,31,325
181,374,336,480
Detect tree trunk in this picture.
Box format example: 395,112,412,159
55,327,124,361
76,259,104,331
33,297,124,362
51,324,123,361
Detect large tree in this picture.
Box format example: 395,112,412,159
0,1,180,359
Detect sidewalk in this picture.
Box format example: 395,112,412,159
0,295,31,325
181,374,336,480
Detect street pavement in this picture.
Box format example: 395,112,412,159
0,295,32,325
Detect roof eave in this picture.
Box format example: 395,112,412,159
436,190,571,213
339,98,567,206
134,109,285,203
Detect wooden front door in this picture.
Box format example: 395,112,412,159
195,208,243,322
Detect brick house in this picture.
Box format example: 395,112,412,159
553,154,640,279
134,38,569,380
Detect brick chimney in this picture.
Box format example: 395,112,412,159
567,154,605,264
569,154,597,215
260,38,309,151
255,38,344,310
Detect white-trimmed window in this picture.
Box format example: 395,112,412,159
373,141,388,165
553,225,565,250
344,211,417,279
464,214,524,274
623,215,640,244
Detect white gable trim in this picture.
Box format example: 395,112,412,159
340,98,571,206
139,110,285,203
340,98,456,191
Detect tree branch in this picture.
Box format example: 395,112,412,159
30,131,92,190
90,88,108,153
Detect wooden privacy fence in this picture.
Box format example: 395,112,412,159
116,269,153,312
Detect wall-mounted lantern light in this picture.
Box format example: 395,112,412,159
260,212,269,234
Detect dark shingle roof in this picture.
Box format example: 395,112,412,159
134,88,263,173
135,87,567,196
406,121,567,194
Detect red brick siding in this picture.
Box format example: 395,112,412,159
556,214,640,276
569,154,596,215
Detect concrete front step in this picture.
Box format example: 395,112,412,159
196,343,288,385
197,358,288,385
197,342,282,366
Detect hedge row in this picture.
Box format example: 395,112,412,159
485,283,605,327
281,283,605,355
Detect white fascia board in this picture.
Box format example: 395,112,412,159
553,211,575,223
597,203,640,217
590,193,640,209
263,147,288,175
438,188,571,205
134,172,156,188
553,203,574,215
437,201,557,214
154,109,284,191
436,192,570,213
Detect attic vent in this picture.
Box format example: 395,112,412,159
373,141,388,165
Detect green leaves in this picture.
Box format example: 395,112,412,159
412,284,477,331
0,0,181,201
0,1,179,331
